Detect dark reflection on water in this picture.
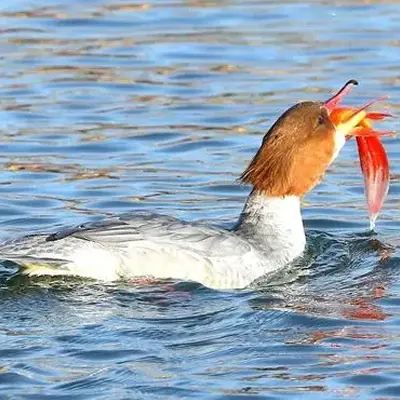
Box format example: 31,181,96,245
1,0,400,398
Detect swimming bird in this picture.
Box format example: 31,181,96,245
0,80,391,289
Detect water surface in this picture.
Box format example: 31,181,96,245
1,0,400,398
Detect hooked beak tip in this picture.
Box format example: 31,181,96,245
347,79,359,87
324,79,359,114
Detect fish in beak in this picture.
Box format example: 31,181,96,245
324,80,393,230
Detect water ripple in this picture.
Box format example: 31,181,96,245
0,0,399,398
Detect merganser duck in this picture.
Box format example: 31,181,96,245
0,80,391,289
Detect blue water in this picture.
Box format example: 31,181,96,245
1,0,400,398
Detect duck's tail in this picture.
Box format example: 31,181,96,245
0,234,70,276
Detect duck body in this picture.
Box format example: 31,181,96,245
0,81,390,289
0,195,305,289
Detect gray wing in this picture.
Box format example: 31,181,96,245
45,212,251,257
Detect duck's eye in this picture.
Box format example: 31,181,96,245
317,114,326,126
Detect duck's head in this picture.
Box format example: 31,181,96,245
241,80,392,227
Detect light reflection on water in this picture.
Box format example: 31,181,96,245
0,0,399,398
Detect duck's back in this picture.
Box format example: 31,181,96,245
0,212,267,288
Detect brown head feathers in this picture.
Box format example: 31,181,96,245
241,101,337,197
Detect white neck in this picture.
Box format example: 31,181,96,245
235,193,306,266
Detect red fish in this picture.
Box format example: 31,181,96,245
324,80,392,229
